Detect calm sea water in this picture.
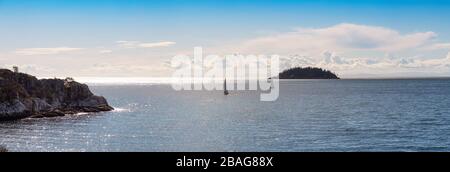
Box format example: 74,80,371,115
1,79,450,152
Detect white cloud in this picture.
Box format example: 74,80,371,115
234,23,437,55
139,41,176,48
278,51,450,78
116,41,138,48
116,41,176,48
205,23,450,78
99,50,113,54
81,63,170,77
15,47,83,56
424,43,450,50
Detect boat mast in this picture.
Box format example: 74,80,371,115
224,78,229,95
224,56,229,95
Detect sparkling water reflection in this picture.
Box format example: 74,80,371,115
1,79,450,152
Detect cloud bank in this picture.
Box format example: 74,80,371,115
15,47,83,56
212,23,450,78
235,23,438,55
116,41,176,48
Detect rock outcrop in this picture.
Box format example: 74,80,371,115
0,69,113,121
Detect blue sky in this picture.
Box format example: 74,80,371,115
1,0,450,78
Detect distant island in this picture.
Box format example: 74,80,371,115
278,67,340,79
0,68,113,121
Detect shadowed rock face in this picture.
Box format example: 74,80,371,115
0,69,113,121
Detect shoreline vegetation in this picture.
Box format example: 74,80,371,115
278,67,340,79
0,145,7,152
0,68,114,121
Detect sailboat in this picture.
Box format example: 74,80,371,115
224,78,229,95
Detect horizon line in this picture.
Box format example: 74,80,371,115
32,76,450,85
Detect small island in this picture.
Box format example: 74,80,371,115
0,68,113,121
278,67,340,79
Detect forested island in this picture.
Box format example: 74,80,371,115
278,67,340,79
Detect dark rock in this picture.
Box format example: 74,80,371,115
0,69,114,121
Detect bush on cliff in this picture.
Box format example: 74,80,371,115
0,145,7,152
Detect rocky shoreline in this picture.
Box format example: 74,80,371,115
0,69,113,121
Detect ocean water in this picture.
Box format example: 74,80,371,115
1,79,450,152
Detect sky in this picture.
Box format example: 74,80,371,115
1,0,450,78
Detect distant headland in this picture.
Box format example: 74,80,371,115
278,67,340,79
0,68,113,121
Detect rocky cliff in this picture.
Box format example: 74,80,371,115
0,69,113,121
